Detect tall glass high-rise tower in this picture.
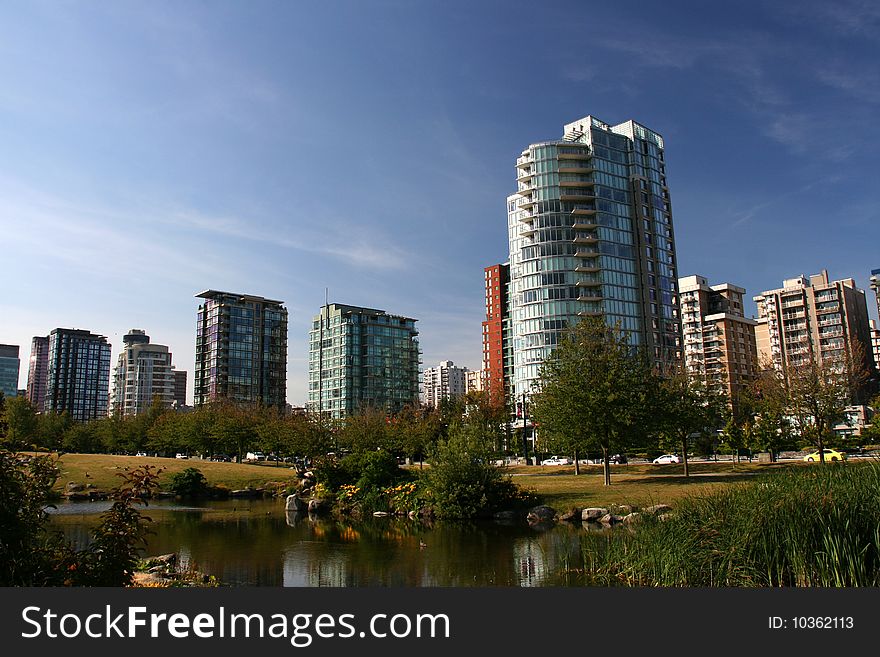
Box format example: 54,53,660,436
45,329,112,421
508,115,681,397
194,290,288,409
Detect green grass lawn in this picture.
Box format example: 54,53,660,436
49,453,301,493
506,461,800,510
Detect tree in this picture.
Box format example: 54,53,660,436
2,396,38,449
783,343,869,464
656,370,728,477
530,317,658,485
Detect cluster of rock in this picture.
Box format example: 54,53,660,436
131,553,215,587
63,481,106,501
497,503,674,528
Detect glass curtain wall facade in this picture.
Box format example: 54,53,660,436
308,304,420,419
45,329,112,421
508,115,681,397
0,344,20,399
194,291,288,409
27,336,49,409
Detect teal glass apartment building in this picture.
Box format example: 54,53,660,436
194,290,288,409
508,115,682,397
0,344,20,399
308,304,420,418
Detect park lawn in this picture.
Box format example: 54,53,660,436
49,453,301,494
509,461,798,510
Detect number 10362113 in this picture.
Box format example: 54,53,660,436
769,616,854,629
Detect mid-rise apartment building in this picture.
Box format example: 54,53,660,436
173,370,188,408
679,276,758,407
0,344,20,399
423,360,468,408
466,369,484,394
508,114,681,397
753,271,876,396
194,290,288,409
45,328,112,421
110,330,176,416
870,320,880,375
308,304,420,418
482,263,512,406
26,336,49,409
870,268,880,320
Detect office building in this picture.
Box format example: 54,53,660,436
678,276,758,408
173,370,188,408
508,114,681,397
482,263,512,405
0,344,20,399
423,360,468,408
110,330,177,416
26,336,49,409
194,290,288,409
308,303,420,418
45,329,112,421
753,271,876,396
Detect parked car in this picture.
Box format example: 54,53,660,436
652,454,680,464
803,449,846,462
245,451,267,462
540,456,573,466
609,453,627,464
175,453,189,460
135,451,148,457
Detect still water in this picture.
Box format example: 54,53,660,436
48,499,599,586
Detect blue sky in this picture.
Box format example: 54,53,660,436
1,0,878,404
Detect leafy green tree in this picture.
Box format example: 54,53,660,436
530,317,658,484
338,406,393,454
2,396,38,449
721,417,746,463
656,370,728,477
168,467,209,497
37,412,73,451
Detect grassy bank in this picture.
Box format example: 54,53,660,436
507,461,791,510
566,461,880,586
50,453,301,494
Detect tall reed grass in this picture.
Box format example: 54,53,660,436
576,461,880,586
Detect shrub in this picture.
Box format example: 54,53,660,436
168,467,209,497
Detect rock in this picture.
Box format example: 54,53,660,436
657,513,674,522
559,508,582,522
612,504,634,515
527,505,557,524
621,512,643,525
645,504,672,515
303,471,316,480
373,511,390,517
286,494,307,512
407,510,417,519
599,513,623,525
582,507,608,522
152,553,177,565
300,479,313,488
66,482,85,492
230,489,258,498
308,498,328,513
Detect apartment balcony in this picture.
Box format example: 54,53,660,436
572,219,599,230
816,304,840,314
516,156,531,169
558,163,596,173
570,204,597,214
558,149,591,159
577,293,603,302
521,226,537,238
575,279,602,287
516,169,533,183
575,264,600,273
573,234,599,245
575,249,600,258
519,197,537,209
560,190,596,201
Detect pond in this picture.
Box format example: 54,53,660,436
48,499,605,586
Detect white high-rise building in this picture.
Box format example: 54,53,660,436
508,115,681,397
422,360,468,408
110,329,176,416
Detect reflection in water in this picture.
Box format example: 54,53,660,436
50,499,600,587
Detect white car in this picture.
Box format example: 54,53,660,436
652,454,680,464
175,453,189,460
135,451,148,457
541,456,573,466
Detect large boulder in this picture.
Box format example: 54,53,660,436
559,508,582,522
599,513,623,526
286,494,307,512
527,505,557,524
582,507,608,522
621,512,643,525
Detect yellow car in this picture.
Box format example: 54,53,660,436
803,449,846,462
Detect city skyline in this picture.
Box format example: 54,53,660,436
1,1,879,405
